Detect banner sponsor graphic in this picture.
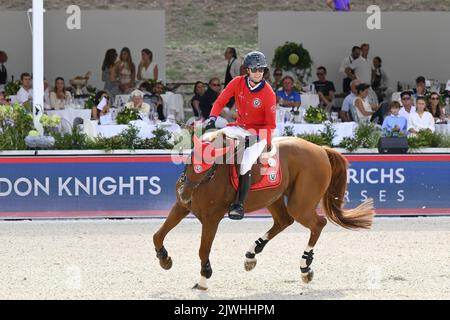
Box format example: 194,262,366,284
0,155,448,217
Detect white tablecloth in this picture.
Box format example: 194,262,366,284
95,120,181,140
435,123,450,135
114,92,184,122
47,108,92,132
276,122,358,145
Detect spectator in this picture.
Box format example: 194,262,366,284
371,56,389,103
16,73,33,111
263,68,272,85
276,75,301,109
272,68,283,91
115,47,136,94
382,101,408,136
340,46,360,95
0,51,8,87
340,79,360,122
190,81,205,118
124,89,151,118
444,80,450,117
399,90,416,119
0,91,10,105
137,48,158,83
92,90,111,122
239,64,247,76
427,92,445,122
326,0,351,11
346,43,372,87
49,77,72,110
408,96,435,134
149,82,166,121
101,48,119,99
353,83,374,123
199,77,221,119
138,81,154,109
313,66,336,113
412,76,429,99
43,78,50,109
224,47,240,87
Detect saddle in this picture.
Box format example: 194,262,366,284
191,135,282,191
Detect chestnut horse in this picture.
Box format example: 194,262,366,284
153,135,375,290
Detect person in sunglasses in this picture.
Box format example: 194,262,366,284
204,51,276,220
199,77,222,120
399,91,416,119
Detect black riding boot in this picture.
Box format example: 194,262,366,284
228,171,251,220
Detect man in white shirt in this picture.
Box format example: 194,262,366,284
340,79,360,122
339,46,360,95
16,73,33,108
399,91,416,119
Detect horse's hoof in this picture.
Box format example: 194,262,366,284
192,283,208,291
244,259,257,271
301,270,314,284
159,257,173,270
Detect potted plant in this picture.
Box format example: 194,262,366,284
272,42,313,86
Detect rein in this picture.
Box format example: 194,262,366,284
178,162,218,190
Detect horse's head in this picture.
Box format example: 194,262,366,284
176,133,234,205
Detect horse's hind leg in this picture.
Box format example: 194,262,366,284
193,214,222,291
286,184,328,284
244,197,294,271
153,202,189,270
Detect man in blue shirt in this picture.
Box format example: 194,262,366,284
382,101,408,136
276,75,301,108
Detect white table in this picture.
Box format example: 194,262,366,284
47,108,92,132
95,120,181,140
114,92,185,122
276,122,358,145
435,123,450,135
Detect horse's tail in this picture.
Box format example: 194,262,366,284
322,147,375,230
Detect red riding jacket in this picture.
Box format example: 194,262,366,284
209,75,277,145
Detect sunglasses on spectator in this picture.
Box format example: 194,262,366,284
249,67,265,73
431,97,440,100
211,83,221,87
402,96,411,100
274,73,282,76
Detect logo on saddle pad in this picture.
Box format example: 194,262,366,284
268,172,277,182
253,98,262,108
194,165,203,173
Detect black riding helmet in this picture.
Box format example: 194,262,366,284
243,51,268,69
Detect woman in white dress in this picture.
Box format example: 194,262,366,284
408,96,435,134
352,83,374,122
115,47,136,94
49,77,72,110
137,48,158,83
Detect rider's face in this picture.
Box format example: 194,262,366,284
247,68,264,83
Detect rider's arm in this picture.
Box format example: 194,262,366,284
210,77,239,118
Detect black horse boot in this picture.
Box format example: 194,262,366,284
228,171,251,220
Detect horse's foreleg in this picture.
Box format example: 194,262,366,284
192,215,222,291
245,197,294,271
153,202,189,270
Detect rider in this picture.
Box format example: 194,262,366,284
204,51,276,220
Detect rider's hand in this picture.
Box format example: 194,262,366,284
204,116,217,131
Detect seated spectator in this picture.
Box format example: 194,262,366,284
124,89,150,118
408,96,435,134
138,81,154,110
16,73,33,112
263,68,272,86
115,47,136,94
326,0,351,11
353,83,374,122
399,90,416,119
190,81,205,118
92,90,111,123
313,66,336,113
49,77,72,110
199,78,221,119
340,79,360,122
427,92,445,122
382,101,408,136
148,82,166,121
371,56,389,103
137,48,158,83
272,68,283,91
276,75,301,109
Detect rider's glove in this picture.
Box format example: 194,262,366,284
204,116,217,131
